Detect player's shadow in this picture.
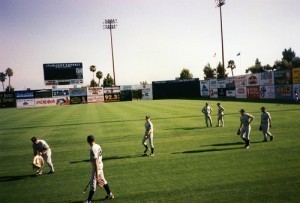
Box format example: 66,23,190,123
70,154,141,164
172,147,241,154
167,126,207,131
0,174,36,182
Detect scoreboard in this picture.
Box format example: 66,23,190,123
43,63,83,85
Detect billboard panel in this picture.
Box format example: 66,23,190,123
55,97,70,105
260,72,274,85
43,63,83,85
0,92,16,108
292,68,300,84
226,90,236,97
260,85,275,99
236,87,247,98
246,74,260,86
217,79,226,88
226,77,235,90
34,89,52,98
69,87,87,97
293,83,300,101
209,88,218,98
70,96,88,104
247,86,260,99
218,88,226,97
104,86,121,102
274,70,292,85
35,98,56,107
16,99,35,108
235,75,247,87
209,79,218,89
275,85,293,100
15,90,34,99
87,96,104,103
52,89,69,97
200,80,210,97
87,87,104,96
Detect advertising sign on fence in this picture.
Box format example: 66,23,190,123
104,86,121,102
15,90,34,99
226,90,236,97
200,80,210,97
247,86,260,99
292,68,300,84
209,88,218,98
235,75,247,87
69,88,87,96
226,77,235,90
235,87,247,98
52,89,69,97
260,86,275,99
209,79,218,89
260,72,274,85
246,74,260,86
293,83,300,101
34,89,53,98
0,92,16,108
16,99,35,108
274,70,292,85
275,85,293,100
35,98,56,107
217,79,226,88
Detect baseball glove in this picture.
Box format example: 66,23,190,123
236,129,241,135
97,177,105,188
259,125,262,131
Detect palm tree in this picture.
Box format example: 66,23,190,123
5,68,13,91
227,60,236,76
89,65,96,80
0,72,7,91
96,71,103,87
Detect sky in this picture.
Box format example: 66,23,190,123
1,0,300,90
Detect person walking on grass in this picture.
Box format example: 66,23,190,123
84,135,114,203
202,103,213,127
142,116,155,156
238,109,254,149
260,106,274,142
216,103,225,127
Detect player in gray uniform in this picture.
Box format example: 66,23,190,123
216,103,225,127
142,116,154,156
202,103,213,127
238,109,254,149
260,106,273,142
84,135,114,203
31,137,55,175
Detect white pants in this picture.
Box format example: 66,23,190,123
262,124,272,139
41,148,54,172
241,125,251,140
90,162,107,191
142,134,154,148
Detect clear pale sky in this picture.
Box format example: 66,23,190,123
1,0,300,90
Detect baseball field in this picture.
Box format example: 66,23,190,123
0,99,299,203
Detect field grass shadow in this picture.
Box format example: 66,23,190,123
70,154,142,164
167,126,207,131
0,174,36,182
172,146,242,154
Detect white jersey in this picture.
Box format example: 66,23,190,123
90,143,103,165
218,105,225,115
261,112,271,125
240,113,253,126
202,106,212,115
32,140,50,153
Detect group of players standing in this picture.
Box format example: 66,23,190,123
202,102,274,149
29,102,273,202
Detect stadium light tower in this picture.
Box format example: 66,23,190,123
215,0,225,78
103,19,118,85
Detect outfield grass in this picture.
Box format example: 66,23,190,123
0,100,300,203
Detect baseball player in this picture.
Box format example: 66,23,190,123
238,109,254,149
84,135,114,203
202,103,213,127
216,103,225,127
260,106,274,142
142,116,154,156
31,137,55,175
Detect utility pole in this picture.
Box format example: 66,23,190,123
215,0,225,78
103,19,118,85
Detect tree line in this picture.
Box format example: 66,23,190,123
0,68,14,92
179,47,300,80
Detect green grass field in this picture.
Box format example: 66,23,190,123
0,100,300,203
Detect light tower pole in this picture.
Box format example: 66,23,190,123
103,19,117,85
215,0,225,78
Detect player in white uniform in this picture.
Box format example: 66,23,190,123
238,109,254,149
202,103,213,127
31,137,55,175
260,106,273,142
216,103,225,127
142,116,154,156
84,135,114,203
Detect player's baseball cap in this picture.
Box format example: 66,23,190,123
146,115,150,119
261,106,266,110
239,109,245,112
217,103,220,105
31,137,37,143
87,135,95,143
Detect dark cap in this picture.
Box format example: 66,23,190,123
206,103,208,105
217,103,220,105
261,106,266,110
31,137,37,143
239,109,245,112
146,115,150,119
87,135,95,143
